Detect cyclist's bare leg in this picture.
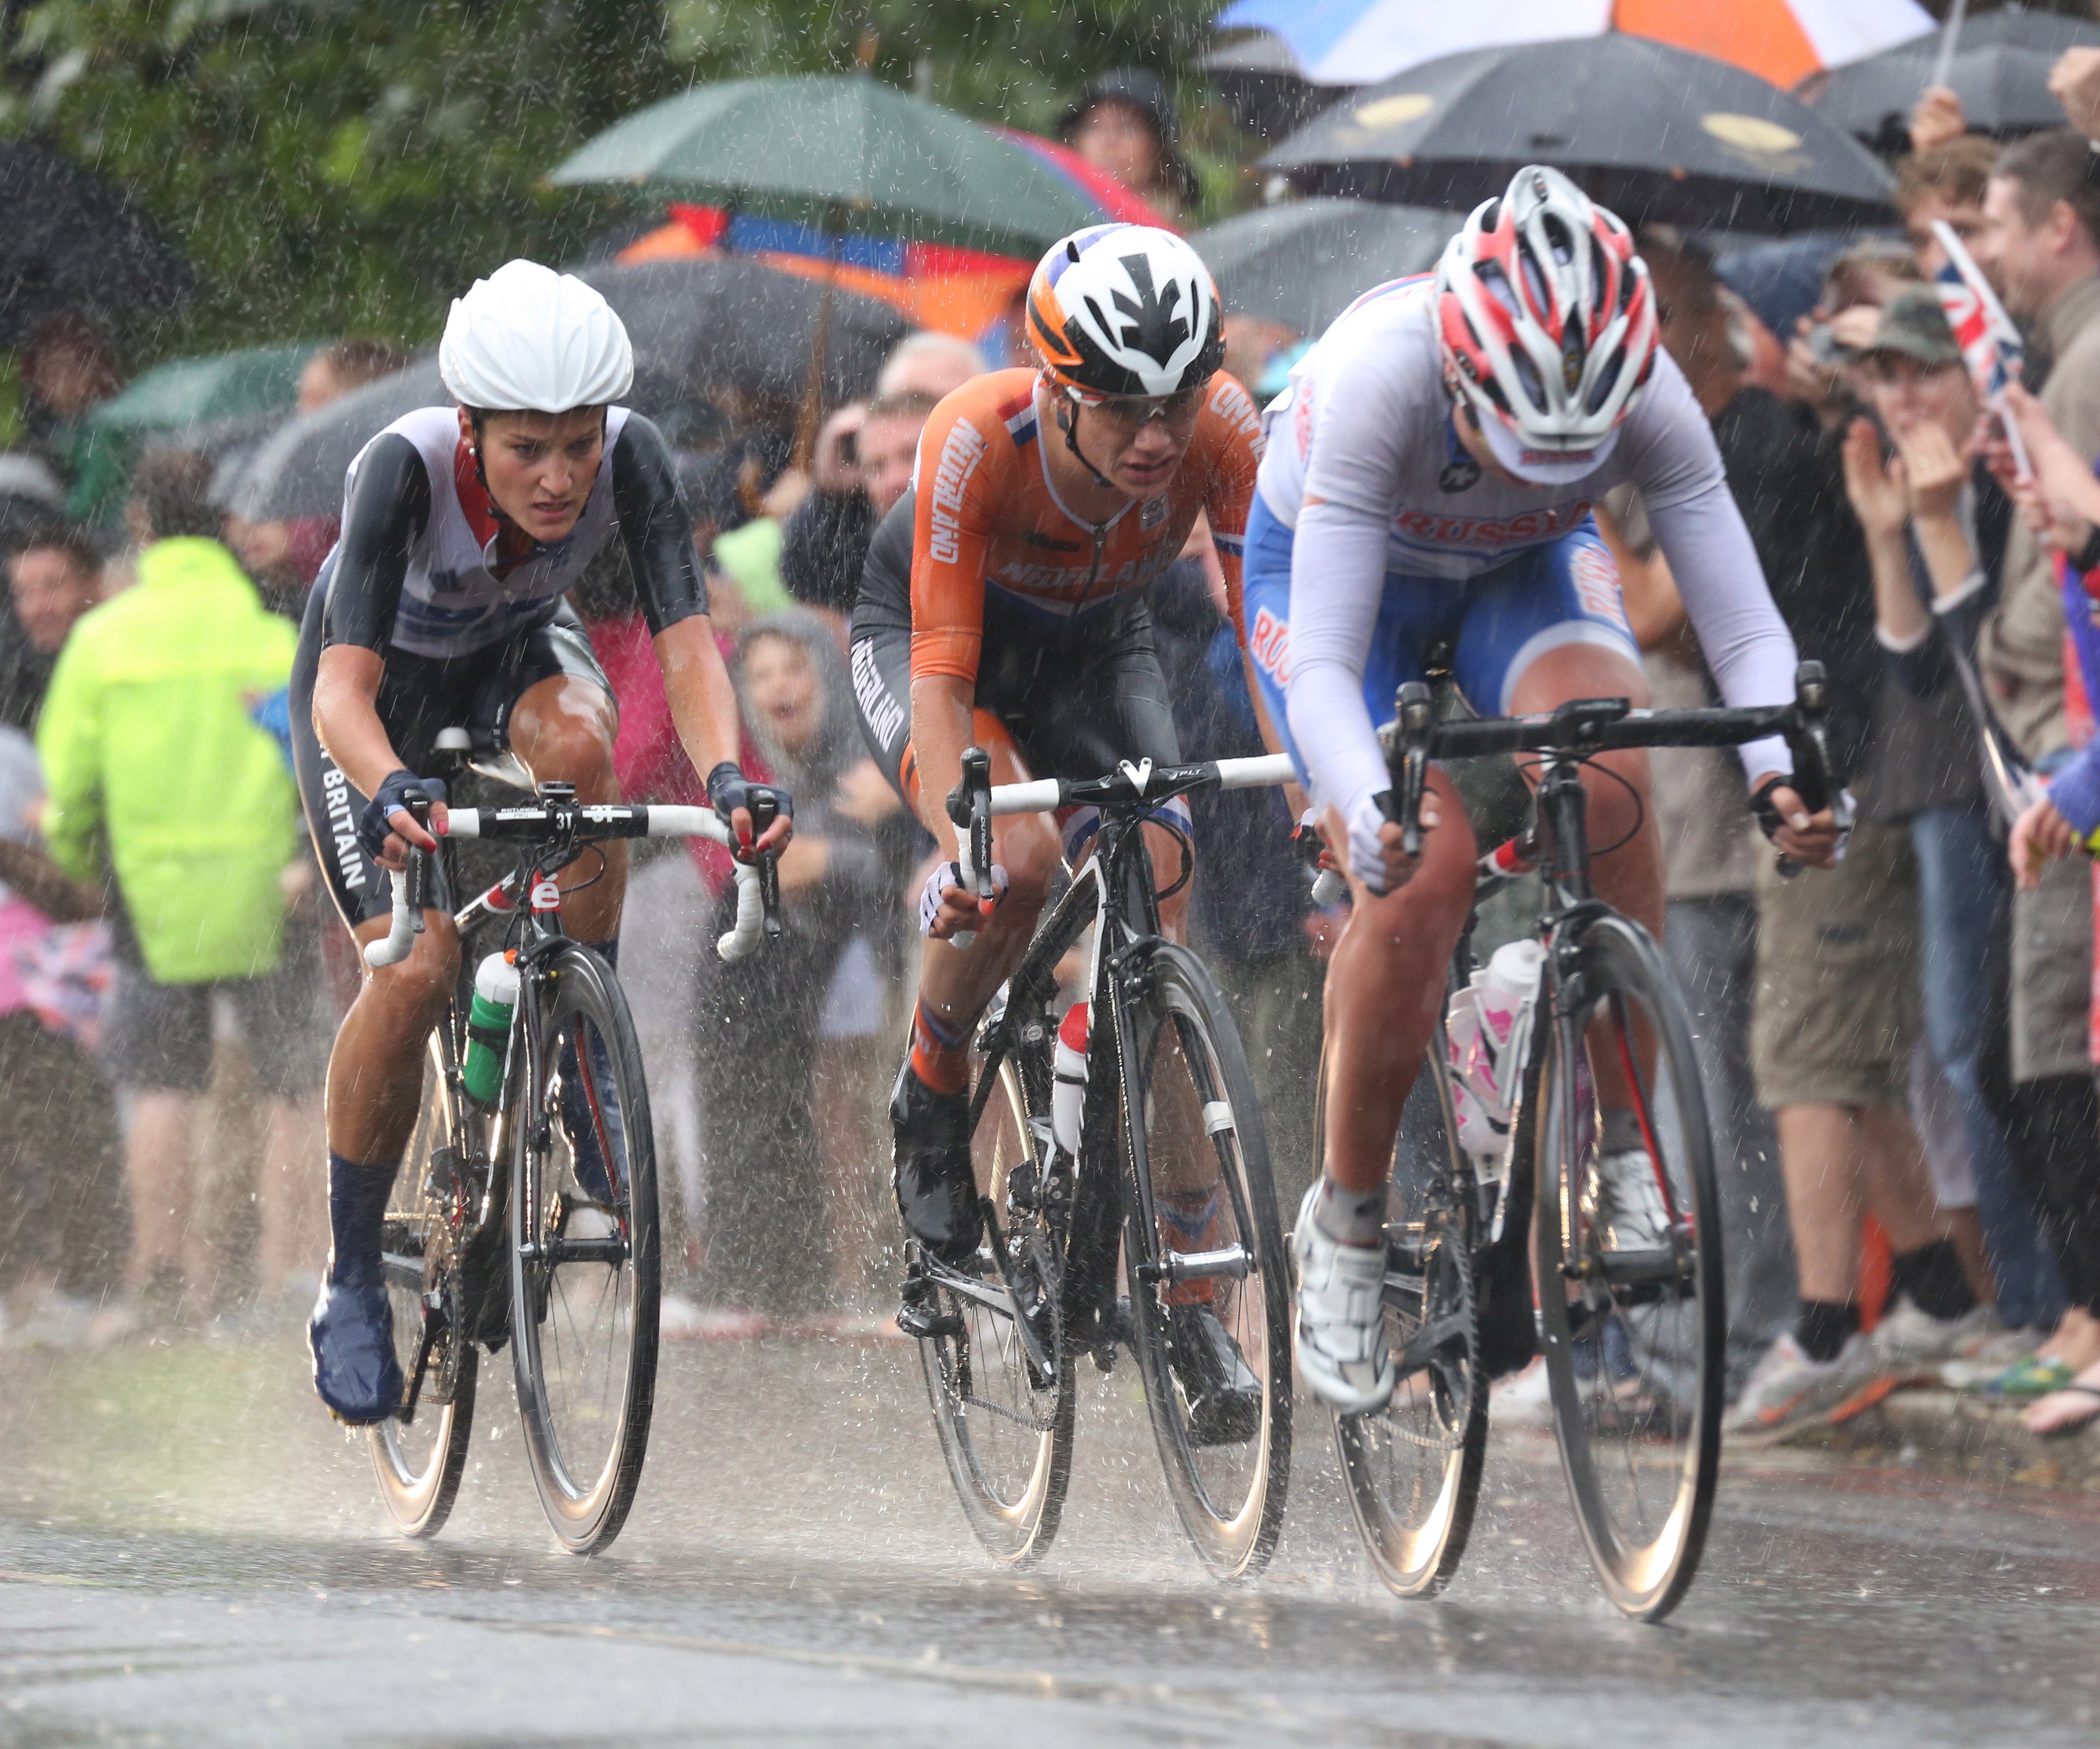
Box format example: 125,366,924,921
1322,765,1480,1194
327,911,461,1165
507,672,625,945
1506,643,1664,1121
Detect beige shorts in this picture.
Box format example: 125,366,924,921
2010,850,2094,1083
1751,818,1919,1111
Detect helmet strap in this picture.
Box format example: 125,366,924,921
1054,391,1118,495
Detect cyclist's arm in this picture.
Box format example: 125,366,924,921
906,403,997,855
1283,494,1393,830
606,417,773,837
1644,482,1799,786
310,436,445,842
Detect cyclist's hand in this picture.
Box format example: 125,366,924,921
1751,778,1842,868
2011,794,2078,889
1328,792,1439,896
707,763,795,857
918,859,1009,939
359,771,448,872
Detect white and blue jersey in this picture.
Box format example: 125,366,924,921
1247,275,1799,827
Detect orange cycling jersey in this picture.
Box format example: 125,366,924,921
908,368,1263,684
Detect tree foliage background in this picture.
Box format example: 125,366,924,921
0,0,1228,367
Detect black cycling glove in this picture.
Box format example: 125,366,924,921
358,770,448,861
706,762,794,835
1747,774,1792,845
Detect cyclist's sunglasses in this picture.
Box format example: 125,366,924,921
1064,382,1208,429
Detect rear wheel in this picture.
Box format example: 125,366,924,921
1118,944,1291,1582
920,1018,1074,1567
1325,1038,1487,1598
1531,912,1723,1622
369,1035,478,1538
509,943,661,1556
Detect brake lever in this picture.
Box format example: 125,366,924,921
1775,659,1847,879
748,790,783,939
1394,682,1435,859
946,746,995,902
401,789,433,928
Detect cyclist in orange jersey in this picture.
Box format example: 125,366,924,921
849,226,1265,1402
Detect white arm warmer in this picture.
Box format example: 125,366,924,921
1646,482,1800,783
1286,498,1403,885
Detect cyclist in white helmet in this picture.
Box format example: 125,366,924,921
290,259,790,1422
1242,167,1845,1414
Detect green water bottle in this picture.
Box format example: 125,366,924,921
462,952,519,1105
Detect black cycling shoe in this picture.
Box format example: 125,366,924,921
890,1063,982,1265
1164,1301,1263,1446
309,1278,404,1424
896,1265,965,1341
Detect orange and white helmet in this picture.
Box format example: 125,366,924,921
1027,224,1224,400
1436,165,1657,485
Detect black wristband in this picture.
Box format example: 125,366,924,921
704,762,742,813
2074,523,2100,575
2086,139,2100,189
1747,773,1791,844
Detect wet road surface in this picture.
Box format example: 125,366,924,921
1,1327,2095,1747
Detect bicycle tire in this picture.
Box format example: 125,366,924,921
920,1029,1076,1567
1528,911,1723,1621
1322,1036,1488,1598
509,941,661,1556
1117,943,1291,1582
369,1034,478,1538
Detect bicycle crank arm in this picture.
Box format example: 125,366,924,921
1136,1243,1253,1285
1391,1310,1471,1380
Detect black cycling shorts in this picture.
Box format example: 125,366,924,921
848,489,1181,809
289,560,613,929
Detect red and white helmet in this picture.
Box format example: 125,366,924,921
1436,165,1657,486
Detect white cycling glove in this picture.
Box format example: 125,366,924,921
919,860,1009,938
1343,793,1395,894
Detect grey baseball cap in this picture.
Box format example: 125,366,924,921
1860,286,1961,368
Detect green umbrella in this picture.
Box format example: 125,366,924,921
547,75,1104,260
87,342,320,433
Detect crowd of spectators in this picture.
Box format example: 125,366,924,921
10,53,2100,1455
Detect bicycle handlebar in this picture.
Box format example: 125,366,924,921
363,799,770,969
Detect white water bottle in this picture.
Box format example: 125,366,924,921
1051,1001,1089,1160
1446,939,1545,1167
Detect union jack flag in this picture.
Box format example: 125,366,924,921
1931,220,2024,404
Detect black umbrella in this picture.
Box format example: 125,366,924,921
578,257,907,407
1883,8,2100,60
1199,32,1346,142
231,257,909,521
0,142,192,346
1193,198,1445,336
1810,45,2066,149
1261,36,1895,235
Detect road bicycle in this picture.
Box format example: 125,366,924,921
361,734,774,1553
1323,663,1841,1621
910,747,1297,1579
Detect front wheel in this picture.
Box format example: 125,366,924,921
509,943,661,1556
1529,912,1723,1621
1118,943,1292,1582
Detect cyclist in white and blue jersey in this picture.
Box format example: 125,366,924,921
1249,167,1845,1414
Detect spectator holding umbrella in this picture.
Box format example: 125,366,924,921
1055,69,1200,224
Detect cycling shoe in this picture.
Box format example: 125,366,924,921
309,1279,403,1424
1165,1302,1263,1445
890,1063,981,1266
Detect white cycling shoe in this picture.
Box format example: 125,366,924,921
1586,1147,1673,1253
1290,1182,1397,1417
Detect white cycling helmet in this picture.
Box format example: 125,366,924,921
1027,224,1224,399
1435,165,1657,486
439,259,634,413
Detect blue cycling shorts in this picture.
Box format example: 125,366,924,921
1241,493,1640,780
